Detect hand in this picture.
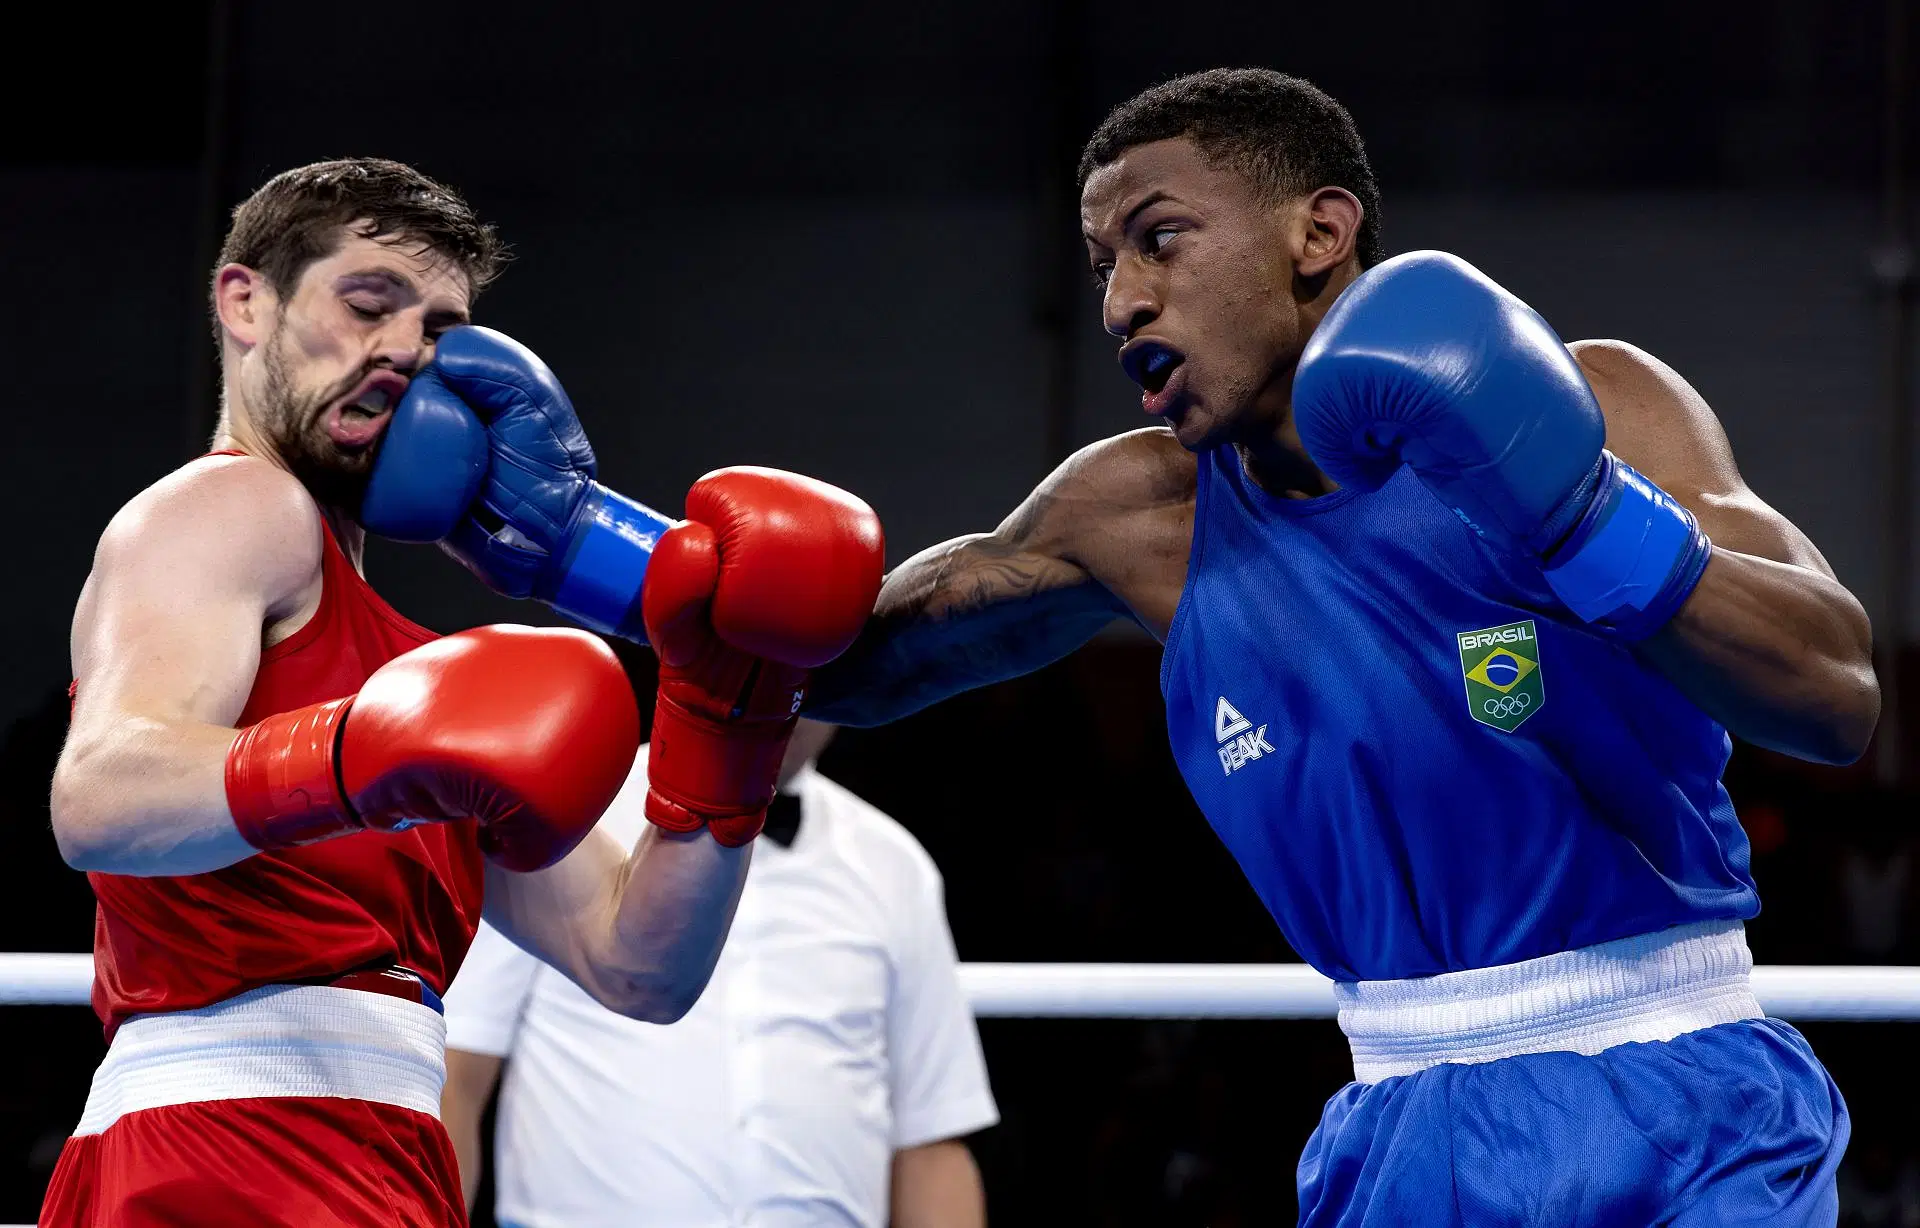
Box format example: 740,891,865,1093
225,625,642,871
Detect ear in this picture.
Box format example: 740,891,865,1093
212,263,273,349
1294,188,1363,278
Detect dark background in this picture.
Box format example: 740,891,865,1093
3,1,1918,1223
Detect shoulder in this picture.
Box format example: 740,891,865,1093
1045,427,1196,510
1014,427,1195,564
1567,339,1743,496
1568,339,1719,442
96,455,323,595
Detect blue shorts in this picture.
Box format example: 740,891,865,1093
1298,1018,1848,1227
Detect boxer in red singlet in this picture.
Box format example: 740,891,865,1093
39,159,884,1226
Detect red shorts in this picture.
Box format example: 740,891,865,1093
38,1097,464,1227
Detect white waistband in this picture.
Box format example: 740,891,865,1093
1335,920,1762,1083
74,983,447,1136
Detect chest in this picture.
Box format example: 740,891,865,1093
1161,464,1582,778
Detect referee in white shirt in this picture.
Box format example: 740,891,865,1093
442,720,998,1228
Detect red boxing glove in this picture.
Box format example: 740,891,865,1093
642,468,884,845
224,625,641,871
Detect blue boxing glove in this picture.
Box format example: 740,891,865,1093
359,365,490,543
1292,251,1711,640
363,327,673,640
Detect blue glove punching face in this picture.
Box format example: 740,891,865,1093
361,365,491,544
366,326,673,639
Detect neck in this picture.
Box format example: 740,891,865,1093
1235,423,1338,502
1233,259,1359,501
210,414,369,575
1231,370,1338,502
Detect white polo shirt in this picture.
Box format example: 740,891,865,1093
444,748,999,1228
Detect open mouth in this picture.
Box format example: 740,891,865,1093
1119,339,1189,416
326,372,408,449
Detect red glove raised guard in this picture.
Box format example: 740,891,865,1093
642,468,884,845
224,625,641,871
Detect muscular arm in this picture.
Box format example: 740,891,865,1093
806,430,1190,726
482,818,750,1024
1574,340,1880,764
51,458,323,874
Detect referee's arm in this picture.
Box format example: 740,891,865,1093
891,1139,986,1228
440,917,545,1214
883,833,998,1227
443,1049,505,1211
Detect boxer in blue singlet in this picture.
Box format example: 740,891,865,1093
804,69,1879,1225
396,68,1880,1226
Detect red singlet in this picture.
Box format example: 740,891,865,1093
84,459,485,1034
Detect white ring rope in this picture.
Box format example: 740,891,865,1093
2,954,1918,1019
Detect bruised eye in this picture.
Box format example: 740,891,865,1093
1090,261,1115,288
1145,226,1181,255
347,300,384,321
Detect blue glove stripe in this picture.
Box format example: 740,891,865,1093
549,485,674,641
1543,455,1709,640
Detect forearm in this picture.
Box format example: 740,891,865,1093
1638,548,1879,764
50,717,256,876
488,825,750,1024
891,1140,987,1228
805,538,1120,727
588,827,751,1023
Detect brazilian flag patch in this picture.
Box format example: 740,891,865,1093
1457,620,1543,733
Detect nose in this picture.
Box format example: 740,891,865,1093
371,315,430,375
1102,257,1161,339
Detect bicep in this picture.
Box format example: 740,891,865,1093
1574,339,1835,578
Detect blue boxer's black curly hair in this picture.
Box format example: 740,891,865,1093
214,158,509,327
1079,68,1385,269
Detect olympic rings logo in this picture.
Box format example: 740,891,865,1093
1482,692,1533,719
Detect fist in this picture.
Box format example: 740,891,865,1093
679,467,887,668
343,626,641,871
639,468,884,843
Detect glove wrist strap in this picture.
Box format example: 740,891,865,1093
548,484,675,642
1543,452,1712,641
642,696,789,846
224,698,360,850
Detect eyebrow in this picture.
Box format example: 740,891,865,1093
336,267,417,293
1084,189,1175,246
337,268,470,325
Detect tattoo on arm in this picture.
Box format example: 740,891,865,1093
805,500,1122,726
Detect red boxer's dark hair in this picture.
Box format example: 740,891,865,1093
1078,68,1385,269
213,157,508,328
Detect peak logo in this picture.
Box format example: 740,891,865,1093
1214,697,1274,776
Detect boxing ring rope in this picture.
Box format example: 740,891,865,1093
5,954,1920,1019
0,960,1910,1228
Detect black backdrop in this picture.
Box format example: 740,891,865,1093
2,2,1915,1223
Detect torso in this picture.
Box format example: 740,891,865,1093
1139,439,1754,982
87,463,486,1032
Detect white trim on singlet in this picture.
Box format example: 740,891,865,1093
1336,920,1762,1084
72,983,446,1136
